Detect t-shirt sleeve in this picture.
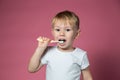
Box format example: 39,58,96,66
81,53,90,70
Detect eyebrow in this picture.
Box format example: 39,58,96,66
53,26,72,29
54,26,59,27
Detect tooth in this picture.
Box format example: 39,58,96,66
59,41,64,43
50,40,63,43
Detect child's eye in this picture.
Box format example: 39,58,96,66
66,29,71,32
55,29,60,31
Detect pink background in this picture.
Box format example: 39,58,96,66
0,0,120,80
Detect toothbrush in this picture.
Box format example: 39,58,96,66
37,39,64,43
50,40,64,43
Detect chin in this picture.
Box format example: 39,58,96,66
58,45,69,50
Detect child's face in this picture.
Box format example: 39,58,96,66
52,20,79,51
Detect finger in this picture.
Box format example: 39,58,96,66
37,36,43,42
37,36,50,43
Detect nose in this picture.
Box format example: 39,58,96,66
59,30,65,36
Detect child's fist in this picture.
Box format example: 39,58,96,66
37,36,50,47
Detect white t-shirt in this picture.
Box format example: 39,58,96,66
41,46,89,80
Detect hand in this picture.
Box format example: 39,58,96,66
37,36,50,48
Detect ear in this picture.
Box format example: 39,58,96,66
75,29,80,39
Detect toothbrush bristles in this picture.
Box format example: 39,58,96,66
50,40,64,43
59,41,64,43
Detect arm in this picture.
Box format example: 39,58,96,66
81,67,93,80
28,37,50,73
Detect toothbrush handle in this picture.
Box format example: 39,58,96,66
37,38,58,43
50,40,59,43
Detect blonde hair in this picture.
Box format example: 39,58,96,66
51,10,80,30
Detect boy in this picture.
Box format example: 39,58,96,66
28,10,93,80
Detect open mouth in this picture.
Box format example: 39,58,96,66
58,39,66,43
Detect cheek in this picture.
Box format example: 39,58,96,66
67,33,75,40
69,33,78,40
52,31,58,39
52,31,55,36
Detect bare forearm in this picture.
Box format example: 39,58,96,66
82,67,93,80
28,36,50,72
28,47,46,72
